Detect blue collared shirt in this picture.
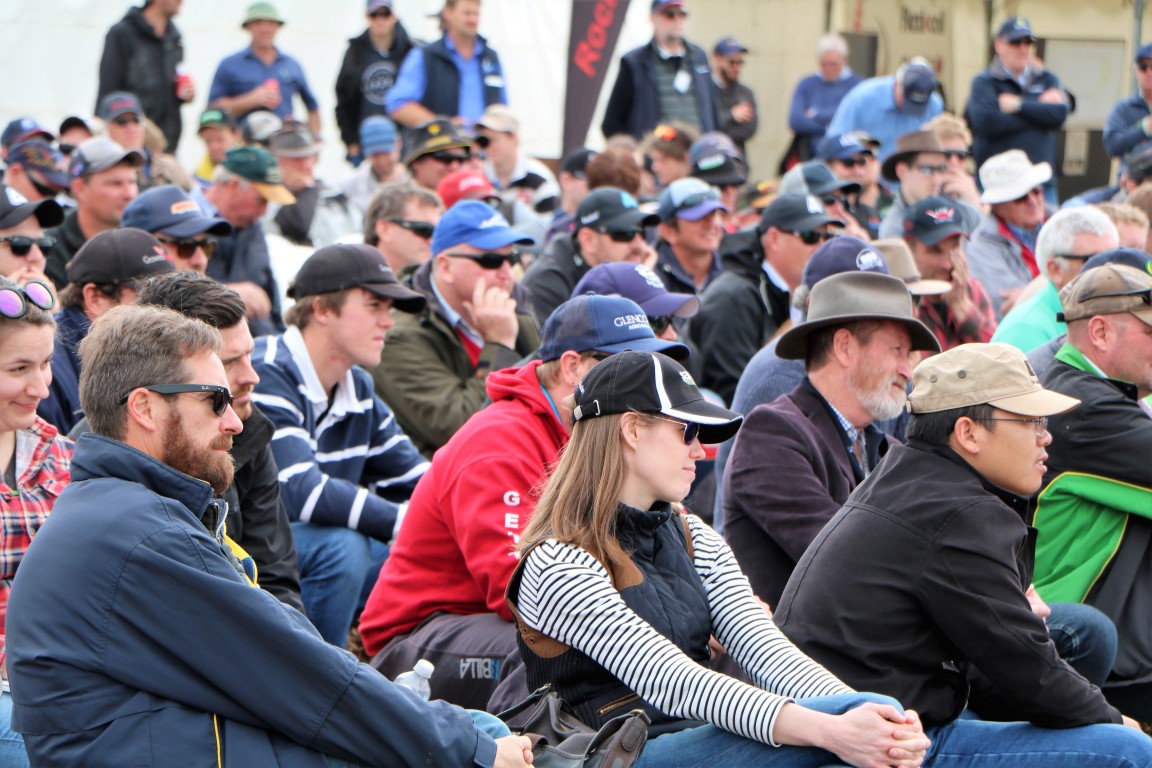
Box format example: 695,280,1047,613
385,36,506,125
208,47,319,119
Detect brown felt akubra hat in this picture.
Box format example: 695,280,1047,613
775,271,940,360
880,130,945,183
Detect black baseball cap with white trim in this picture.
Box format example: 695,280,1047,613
572,350,743,443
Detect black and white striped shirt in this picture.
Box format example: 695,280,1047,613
516,513,853,746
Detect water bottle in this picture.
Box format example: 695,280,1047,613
394,659,434,700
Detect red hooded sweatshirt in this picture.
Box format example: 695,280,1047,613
360,361,569,656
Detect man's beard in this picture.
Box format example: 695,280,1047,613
161,407,235,495
851,365,909,423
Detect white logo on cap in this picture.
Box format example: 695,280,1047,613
5,187,28,207
142,254,168,264
805,195,824,214
679,370,695,386
856,249,885,271
580,211,602,225
697,153,725,171
613,313,647,328
378,264,388,272
635,264,664,289
479,213,509,229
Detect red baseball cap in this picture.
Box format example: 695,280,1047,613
437,168,500,209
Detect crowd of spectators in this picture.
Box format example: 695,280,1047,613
1,0,1152,766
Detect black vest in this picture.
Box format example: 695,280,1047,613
508,504,711,734
419,36,504,117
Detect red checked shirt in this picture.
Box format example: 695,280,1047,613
0,417,73,650
916,278,998,351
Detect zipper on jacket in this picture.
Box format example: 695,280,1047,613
598,693,641,717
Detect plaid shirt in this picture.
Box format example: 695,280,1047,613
916,278,998,352
0,417,73,647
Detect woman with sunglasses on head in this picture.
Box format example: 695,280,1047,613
509,351,930,768
0,277,69,767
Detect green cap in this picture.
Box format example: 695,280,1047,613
243,1,285,26
221,146,295,205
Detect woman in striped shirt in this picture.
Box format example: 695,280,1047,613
508,351,928,768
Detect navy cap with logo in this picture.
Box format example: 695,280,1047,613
431,200,535,255
689,133,747,187
1,118,54,150
0,184,63,230
287,243,427,313
996,17,1034,42
816,133,875,163
561,147,597,178
900,61,938,114
122,186,235,239
66,228,176,285
573,262,699,319
572,350,742,443
69,137,145,178
904,195,967,246
98,91,145,121
713,36,748,56
576,187,659,234
800,235,889,289
758,193,843,235
7,141,69,193
539,294,689,362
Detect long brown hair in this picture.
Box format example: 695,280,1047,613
519,411,661,574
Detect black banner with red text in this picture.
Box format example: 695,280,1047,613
563,0,632,154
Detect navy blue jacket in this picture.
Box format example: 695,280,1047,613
6,433,497,767
37,306,88,434
601,40,719,140
966,60,1069,171
1103,93,1152,159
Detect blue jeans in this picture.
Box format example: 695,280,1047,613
636,692,899,768
1048,601,1118,686
0,694,28,768
925,718,1152,767
292,523,388,646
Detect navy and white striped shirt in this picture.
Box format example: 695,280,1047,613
516,513,852,746
252,327,429,542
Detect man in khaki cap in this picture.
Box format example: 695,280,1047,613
1033,263,1152,722
723,270,939,606
775,343,1152,763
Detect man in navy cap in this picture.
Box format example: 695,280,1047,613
361,294,687,710
600,0,720,140
966,17,1069,203
0,118,55,161
686,193,842,404
374,201,540,456
0,184,63,289
3,142,70,204
251,243,429,647
654,177,728,296
1105,43,1152,161
903,195,998,350
825,57,943,161
523,185,659,324
711,36,757,156
817,132,882,237
122,185,234,274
